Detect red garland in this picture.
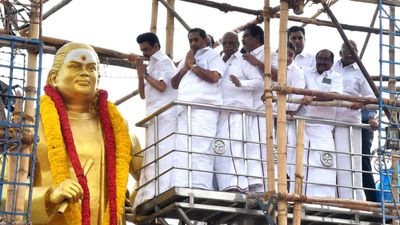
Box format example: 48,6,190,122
98,90,117,225
44,85,117,225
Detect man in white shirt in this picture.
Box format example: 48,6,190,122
288,26,315,69
241,24,268,192
215,31,263,192
133,32,178,206
300,49,343,197
332,40,377,200
171,28,226,190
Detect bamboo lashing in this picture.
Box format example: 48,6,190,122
293,120,305,225
57,159,95,214
263,0,276,197
301,0,339,27
276,1,289,224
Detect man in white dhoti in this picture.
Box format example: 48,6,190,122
288,26,315,70
332,40,377,200
133,32,178,206
215,32,263,192
300,49,343,197
171,28,225,190
241,24,268,192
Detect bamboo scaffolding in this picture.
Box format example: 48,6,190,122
165,0,175,58
276,1,289,224
301,0,338,27
274,192,397,213
272,13,397,36
150,0,159,33
271,85,399,106
360,5,378,59
5,0,40,223
293,120,305,225
158,0,191,32
319,1,394,120
271,96,381,110
179,0,262,15
42,0,72,21
263,0,275,199
389,5,399,224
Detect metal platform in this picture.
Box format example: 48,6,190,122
135,187,384,225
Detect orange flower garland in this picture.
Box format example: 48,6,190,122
40,85,132,225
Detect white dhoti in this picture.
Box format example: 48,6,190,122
215,111,249,192
134,109,177,207
304,124,337,197
334,126,365,200
173,107,219,190
247,115,267,192
286,119,300,193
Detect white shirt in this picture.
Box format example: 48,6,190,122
145,50,178,114
270,52,305,112
250,45,265,110
332,60,375,122
286,63,305,112
294,51,315,70
221,51,263,109
299,67,343,120
177,47,226,105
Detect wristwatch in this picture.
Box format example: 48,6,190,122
144,72,150,78
191,64,198,70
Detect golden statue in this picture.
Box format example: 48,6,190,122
30,42,141,225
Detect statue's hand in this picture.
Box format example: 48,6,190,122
48,179,83,205
125,190,135,222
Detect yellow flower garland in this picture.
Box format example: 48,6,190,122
40,95,132,225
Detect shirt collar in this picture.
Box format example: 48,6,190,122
251,45,264,56
195,46,211,56
336,59,359,70
150,50,163,61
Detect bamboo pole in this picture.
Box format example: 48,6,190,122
165,0,175,58
360,5,378,59
263,0,275,197
275,192,396,213
114,90,139,106
271,96,381,110
320,1,393,120
276,1,289,224
179,0,262,16
150,0,159,33
293,120,305,225
5,0,41,223
273,13,397,36
271,84,399,105
388,5,399,224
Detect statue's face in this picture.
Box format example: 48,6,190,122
54,48,99,101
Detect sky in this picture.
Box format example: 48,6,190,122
15,1,399,223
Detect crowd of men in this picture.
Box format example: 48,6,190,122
131,25,379,207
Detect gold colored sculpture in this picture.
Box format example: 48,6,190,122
29,42,141,225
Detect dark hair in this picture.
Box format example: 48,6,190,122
316,49,334,62
207,34,215,47
288,26,305,37
288,42,296,51
188,28,207,39
136,32,161,48
245,24,264,45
